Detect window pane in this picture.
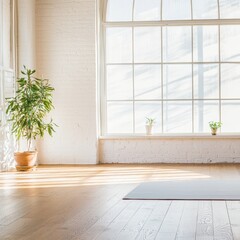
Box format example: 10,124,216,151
3,0,11,68
193,26,219,62
107,65,133,100
162,0,191,20
222,101,240,132
221,64,240,99
219,0,240,19
194,64,219,99
134,27,161,63
134,65,161,100
107,102,133,133
221,25,240,61
163,64,192,99
135,102,162,133
194,101,219,132
106,28,132,63
163,27,192,62
134,0,161,21
163,101,192,133
4,71,15,99
106,0,133,22
192,0,218,19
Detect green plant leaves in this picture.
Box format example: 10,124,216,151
6,66,57,149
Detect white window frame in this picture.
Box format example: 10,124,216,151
0,0,17,171
99,0,240,136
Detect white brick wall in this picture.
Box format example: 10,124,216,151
34,0,240,165
100,138,240,163
18,0,36,70
36,0,98,164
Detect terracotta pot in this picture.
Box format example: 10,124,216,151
14,151,38,171
211,128,218,135
145,125,153,135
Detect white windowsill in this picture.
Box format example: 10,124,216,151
99,133,240,140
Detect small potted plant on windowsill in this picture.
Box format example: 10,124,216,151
145,117,155,135
6,66,57,171
209,121,222,135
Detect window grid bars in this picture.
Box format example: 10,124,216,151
103,2,240,134
132,0,135,133
218,25,222,133
106,62,240,65
105,0,240,23
190,0,194,133
103,24,240,134
160,27,164,132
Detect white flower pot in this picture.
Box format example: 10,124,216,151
211,128,218,135
145,125,153,135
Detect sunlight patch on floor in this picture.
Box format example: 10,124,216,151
0,165,211,189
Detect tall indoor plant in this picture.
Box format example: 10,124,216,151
6,66,56,171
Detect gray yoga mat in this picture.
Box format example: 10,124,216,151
123,179,240,200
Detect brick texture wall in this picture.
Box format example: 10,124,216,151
100,138,240,163
36,0,98,164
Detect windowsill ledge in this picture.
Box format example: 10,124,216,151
99,133,240,140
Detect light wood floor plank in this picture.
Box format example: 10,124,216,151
226,201,240,240
175,201,199,240
116,201,157,240
212,201,233,240
0,164,240,240
135,201,171,240
196,201,214,240
95,201,143,240
154,201,185,240
75,199,130,240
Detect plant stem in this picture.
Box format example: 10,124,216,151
28,139,32,151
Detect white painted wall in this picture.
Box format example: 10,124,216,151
36,0,98,164
18,0,36,70
100,137,240,163
32,0,240,165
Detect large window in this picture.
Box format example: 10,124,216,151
0,0,16,171
102,0,240,134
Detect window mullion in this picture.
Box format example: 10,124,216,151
132,27,135,134
161,26,164,133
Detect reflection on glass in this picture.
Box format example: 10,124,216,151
221,25,240,61
107,65,133,100
106,0,133,22
134,27,161,63
163,101,192,133
194,64,219,99
107,102,133,133
192,0,218,19
219,0,240,19
135,65,161,100
163,27,191,62
106,28,132,63
193,26,219,62
194,101,219,132
221,64,240,98
163,64,192,99
134,0,161,21
162,0,191,20
222,101,240,132
135,102,161,133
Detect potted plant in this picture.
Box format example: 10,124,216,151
145,117,155,135
209,121,222,135
6,66,56,171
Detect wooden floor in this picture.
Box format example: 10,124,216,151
1,164,240,240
